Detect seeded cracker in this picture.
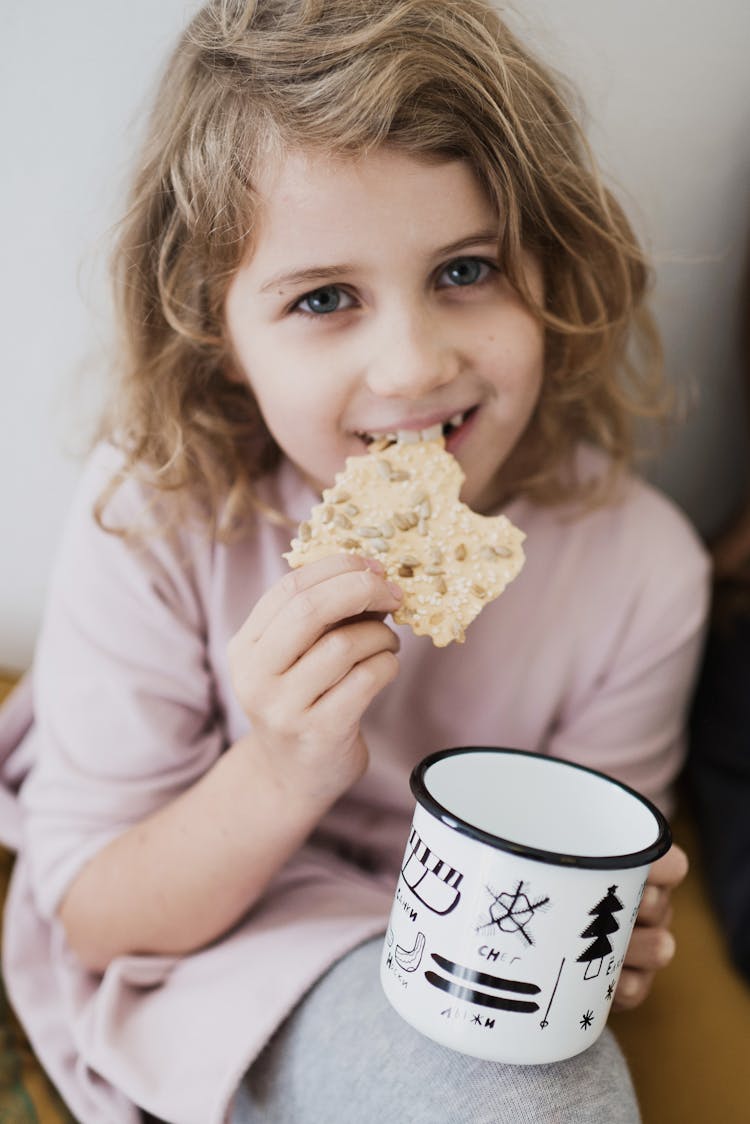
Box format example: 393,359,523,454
283,438,525,647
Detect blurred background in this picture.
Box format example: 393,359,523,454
2,0,749,672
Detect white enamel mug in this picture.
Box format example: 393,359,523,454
380,747,671,1064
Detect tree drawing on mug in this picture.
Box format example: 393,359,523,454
577,885,624,980
476,880,551,946
400,828,464,915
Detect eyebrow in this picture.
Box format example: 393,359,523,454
258,229,500,294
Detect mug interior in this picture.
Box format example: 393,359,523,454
417,748,669,867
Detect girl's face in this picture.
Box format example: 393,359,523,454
225,148,544,512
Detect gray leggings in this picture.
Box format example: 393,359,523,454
232,937,640,1124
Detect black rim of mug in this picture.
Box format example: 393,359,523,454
410,746,672,870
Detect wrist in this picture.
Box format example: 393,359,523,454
232,729,367,817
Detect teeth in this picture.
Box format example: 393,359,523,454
360,411,468,445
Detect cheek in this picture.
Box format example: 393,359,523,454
487,313,545,395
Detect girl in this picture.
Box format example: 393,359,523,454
0,1,707,1121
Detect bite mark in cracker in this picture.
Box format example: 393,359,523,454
283,438,525,647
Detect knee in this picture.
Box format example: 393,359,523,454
380,1027,640,1124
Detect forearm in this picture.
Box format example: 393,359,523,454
57,733,336,972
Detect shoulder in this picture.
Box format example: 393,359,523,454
595,448,708,588
556,445,708,578
508,446,710,630
51,446,301,628
49,444,218,629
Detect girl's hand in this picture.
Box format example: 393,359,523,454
613,843,689,1010
229,553,403,803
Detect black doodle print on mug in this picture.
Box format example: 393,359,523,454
400,828,463,915
425,953,540,1013
394,931,426,973
476,880,550,946
577,885,624,980
539,958,566,1029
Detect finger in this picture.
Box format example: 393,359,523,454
313,648,400,734
613,968,655,1011
647,844,689,890
285,619,401,711
624,924,676,971
245,553,386,643
637,884,674,927
261,568,402,674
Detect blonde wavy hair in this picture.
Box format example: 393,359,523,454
99,0,668,536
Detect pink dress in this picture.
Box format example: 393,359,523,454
0,444,709,1123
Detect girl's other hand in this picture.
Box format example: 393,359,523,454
613,843,689,1011
229,553,403,804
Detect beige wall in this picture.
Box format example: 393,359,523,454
2,1,749,670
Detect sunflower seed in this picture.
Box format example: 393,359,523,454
376,459,393,480
321,505,334,524
434,577,448,594
471,583,487,599
357,526,382,538
389,470,411,482
334,513,352,529
344,503,360,517
379,521,395,538
342,538,361,550
481,543,512,560
398,564,414,578
398,554,420,567
332,491,351,504
299,521,311,541
371,538,390,553
454,543,467,561
392,512,411,531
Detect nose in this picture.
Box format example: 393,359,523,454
364,306,460,399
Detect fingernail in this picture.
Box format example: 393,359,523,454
387,581,403,600
642,886,660,911
619,974,639,998
658,933,676,963
361,557,385,574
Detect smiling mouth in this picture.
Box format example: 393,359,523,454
356,406,478,446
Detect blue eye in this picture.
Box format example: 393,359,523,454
296,286,342,315
442,257,491,287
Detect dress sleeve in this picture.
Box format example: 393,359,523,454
20,448,225,920
546,494,711,814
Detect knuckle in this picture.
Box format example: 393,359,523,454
280,568,304,597
294,589,321,622
360,649,399,688
322,628,354,663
